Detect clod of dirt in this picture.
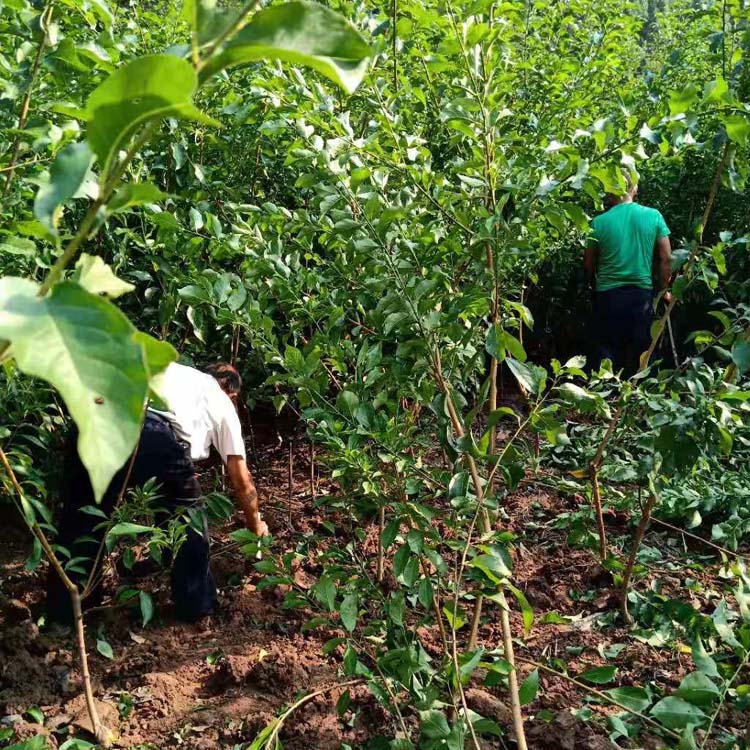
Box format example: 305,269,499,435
65,695,120,743
0,597,31,624
464,688,513,725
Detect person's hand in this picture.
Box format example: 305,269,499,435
663,290,673,305
255,519,269,537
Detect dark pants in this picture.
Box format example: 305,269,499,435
46,413,217,625
592,286,654,376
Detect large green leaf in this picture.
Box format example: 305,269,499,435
0,280,176,501
75,254,135,298
675,672,720,708
200,1,371,93
650,696,706,730
605,686,651,713
34,142,94,237
519,669,539,705
339,592,358,631
85,55,218,176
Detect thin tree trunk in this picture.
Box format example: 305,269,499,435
589,465,608,561
288,436,294,528
621,490,657,624
3,4,54,196
309,441,316,501
0,447,111,746
431,351,528,750
376,505,385,583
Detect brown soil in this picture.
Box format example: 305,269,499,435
0,420,737,749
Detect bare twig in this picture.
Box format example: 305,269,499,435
2,3,54,196
0,446,112,747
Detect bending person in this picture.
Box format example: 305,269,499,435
46,361,266,625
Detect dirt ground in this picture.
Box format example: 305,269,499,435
0,418,731,750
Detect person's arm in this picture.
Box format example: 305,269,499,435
226,455,268,535
583,243,598,282
653,211,672,299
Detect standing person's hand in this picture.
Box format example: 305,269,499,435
253,517,269,537
663,290,673,305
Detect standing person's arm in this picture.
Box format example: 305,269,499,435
226,456,267,535
584,243,598,282
654,211,672,300
655,236,672,292
584,219,599,285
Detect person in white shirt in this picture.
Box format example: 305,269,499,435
46,361,266,625
151,362,267,537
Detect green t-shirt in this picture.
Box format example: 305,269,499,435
590,202,670,292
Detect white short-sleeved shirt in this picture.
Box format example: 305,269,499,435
149,363,246,464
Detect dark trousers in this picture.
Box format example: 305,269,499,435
46,413,217,625
592,286,654,376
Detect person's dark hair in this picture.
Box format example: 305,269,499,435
205,362,242,396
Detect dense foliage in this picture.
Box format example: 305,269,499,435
1,0,750,748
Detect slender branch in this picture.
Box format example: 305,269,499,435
589,465,608,560
516,657,682,740
0,155,51,174
620,489,658,624
2,3,54,197
432,350,528,750
649,516,750,561
391,0,398,93
259,680,363,749
0,445,111,747
197,0,261,71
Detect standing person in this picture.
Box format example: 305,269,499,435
584,173,672,374
46,362,267,625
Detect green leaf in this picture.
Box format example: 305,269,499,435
605,686,651,713
676,672,721,707
314,574,336,611
724,115,750,147
96,637,114,660
75,254,135,298
339,592,358,631
732,340,750,374
557,382,610,417
691,635,719,677
33,142,93,236
5,736,48,750
519,668,539,705
336,389,359,417
580,665,617,684
108,183,167,213
25,706,44,724
0,237,36,257
506,358,546,395
199,1,372,93
486,325,526,362
419,709,450,739
183,0,240,45
0,281,176,501
650,697,706,730
139,590,154,627
668,84,700,115
469,552,511,583
506,583,534,635
85,54,218,177
108,522,157,537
